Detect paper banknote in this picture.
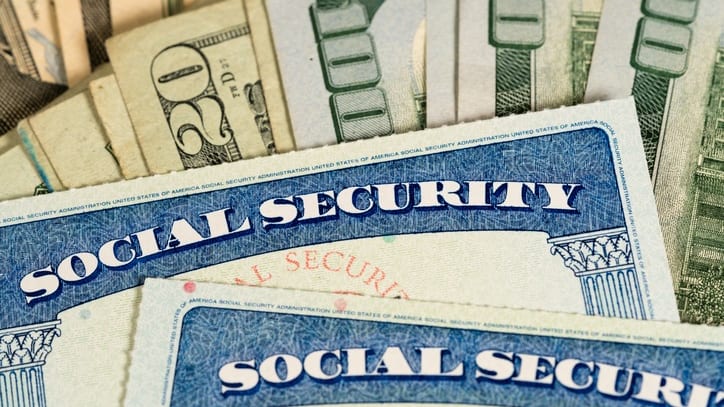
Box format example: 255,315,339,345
126,278,724,406
426,0,456,127
53,0,219,86
0,0,66,84
266,0,427,148
18,91,123,191
0,1,66,135
0,99,678,406
584,0,724,324
89,74,151,180
456,0,603,122
108,0,220,35
0,37,66,135
0,130,48,201
0,144,46,200
244,0,295,154
107,0,273,174
0,0,215,134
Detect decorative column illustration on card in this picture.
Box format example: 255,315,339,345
0,321,60,407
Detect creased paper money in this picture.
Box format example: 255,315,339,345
584,0,724,324
108,0,271,174
0,144,47,200
89,74,150,180
0,130,48,200
54,0,219,87
244,0,295,153
54,0,95,86
426,0,456,127
0,42,66,134
20,91,122,190
267,0,427,148
0,0,66,83
457,0,602,122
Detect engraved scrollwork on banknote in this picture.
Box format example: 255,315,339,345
244,80,275,154
678,36,724,324
311,1,394,142
149,26,253,169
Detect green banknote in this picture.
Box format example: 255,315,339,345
425,0,457,127
53,0,220,86
266,0,426,149
0,130,48,200
107,0,273,175
0,4,66,134
456,0,602,122
570,0,601,104
0,52,66,135
585,0,724,324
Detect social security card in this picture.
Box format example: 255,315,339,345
0,98,677,406
126,279,723,406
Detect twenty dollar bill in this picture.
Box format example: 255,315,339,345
107,0,273,174
456,0,603,122
266,0,427,148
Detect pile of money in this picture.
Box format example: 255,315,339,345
0,1,721,406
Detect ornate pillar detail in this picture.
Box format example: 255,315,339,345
549,227,647,320
0,320,61,407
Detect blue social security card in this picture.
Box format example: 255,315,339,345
126,279,723,406
0,98,677,406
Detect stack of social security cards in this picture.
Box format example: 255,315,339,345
1,99,722,406
0,1,722,406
